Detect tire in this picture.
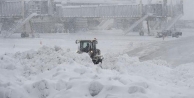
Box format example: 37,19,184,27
92,60,98,64
180,32,182,36
21,33,25,38
139,31,144,36
95,61,99,64
142,32,144,36
93,59,102,64
25,33,29,37
139,32,141,36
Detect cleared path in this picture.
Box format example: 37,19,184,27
128,35,194,66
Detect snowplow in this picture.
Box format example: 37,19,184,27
75,38,103,64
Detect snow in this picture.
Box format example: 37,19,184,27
58,0,136,4
0,30,194,98
89,81,104,96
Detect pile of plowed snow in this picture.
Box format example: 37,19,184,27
0,46,194,98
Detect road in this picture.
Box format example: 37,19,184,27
128,35,194,66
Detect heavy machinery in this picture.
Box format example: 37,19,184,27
75,38,103,64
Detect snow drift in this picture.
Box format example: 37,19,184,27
0,46,194,98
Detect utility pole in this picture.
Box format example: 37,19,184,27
170,0,173,17
147,20,150,35
139,0,142,17
147,0,152,14
22,0,24,19
180,0,184,14
147,0,152,35
22,0,26,34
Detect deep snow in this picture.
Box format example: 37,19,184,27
0,30,194,98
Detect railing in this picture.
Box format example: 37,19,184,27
58,3,183,18
0,1,183,19
60,4,142,18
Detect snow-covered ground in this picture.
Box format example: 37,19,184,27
128,30,194,66
0,30,194,98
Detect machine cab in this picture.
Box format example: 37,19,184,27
76,39,98,53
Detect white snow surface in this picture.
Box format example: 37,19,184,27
0,30,194,98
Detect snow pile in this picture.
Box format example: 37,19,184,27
0,46,93,98
12,46,92,72
170,63,194,87
0,46,194,98
89,81,103,96
128,85,146,94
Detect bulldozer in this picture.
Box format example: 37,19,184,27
75,38,103,64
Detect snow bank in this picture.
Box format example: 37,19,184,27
0,46,194,98
89,81,103,96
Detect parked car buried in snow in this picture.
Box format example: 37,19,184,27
156,30,171,38
172,31,182,38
